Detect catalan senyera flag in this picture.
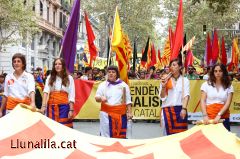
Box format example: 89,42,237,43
111,7,130,84
0,105,239,158
182,36,195,52
162,37,171,67
229,38,239,72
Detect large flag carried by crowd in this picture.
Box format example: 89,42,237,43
0,105,239,158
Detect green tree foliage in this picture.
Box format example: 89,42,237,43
192,0,232,14
0,0,38,51
83,0,162,52
161,0,240,58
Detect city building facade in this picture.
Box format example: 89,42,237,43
0,0,102,74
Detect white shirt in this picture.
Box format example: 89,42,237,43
201,81,234,105
159,76,190,108
4,71,35,100
44,75,75,103
96,79,132,137
95,79,132,105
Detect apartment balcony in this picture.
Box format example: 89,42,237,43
37,17,63,38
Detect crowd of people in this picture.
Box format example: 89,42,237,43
0,53,237,139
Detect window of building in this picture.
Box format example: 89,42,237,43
47,7,49,21
40,1,43,16
53,11,56,26
59,12,63,28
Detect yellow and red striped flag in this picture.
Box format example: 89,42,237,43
162,37,171,66
111,7,130,84
182,36,195,52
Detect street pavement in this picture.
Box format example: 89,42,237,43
73,120,240,139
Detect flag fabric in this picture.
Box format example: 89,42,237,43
36,76,44,91
170,0,183,61
141,37,150,67
83,53,88,63
229,38,239,72
158,49,161,62
182,36,195,52
141,38,150,62
212,30,219,64
169,26,175,53
157,49,162,67
162,37,171,66
147,41,152,69
61,0,81,73
150,44,157,67
221,36,227,66
185,50,194,68
1,105,239,158
132,40,137,72
43,65,48,78
111,7,130,84
85,11,98,67
206,33,212,66
106,36,112,66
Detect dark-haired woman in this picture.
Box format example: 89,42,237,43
159,58,190,136
0,53,35,117
200,63,233,131
41,58,75,128
95,66,132,138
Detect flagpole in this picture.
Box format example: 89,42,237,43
107,6,118,67
181,45,186,109
58,45,63,58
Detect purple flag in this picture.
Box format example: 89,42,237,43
61,0,80,73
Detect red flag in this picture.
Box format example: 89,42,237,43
150,44,157,66
212,29,219,63
85,11,97,67
158,49,161,62
141,48,146,67
170,0,183,61
206,33,212,66
221,36,227,66
185,50,194,68
169,26,175,53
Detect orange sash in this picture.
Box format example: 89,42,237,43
166,78,173,90
162,78,173,95
206,103,229,119
47,91,72,128
101,102,127,138
48,91,68,105
6,96,30,110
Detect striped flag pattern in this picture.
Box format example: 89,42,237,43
0,105,239,158
182,36,195,52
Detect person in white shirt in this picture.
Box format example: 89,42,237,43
95,66,132,138
0,53,35,117
201,63,233,131
159,58,190,136
41,58,75,128
202,66,211,80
